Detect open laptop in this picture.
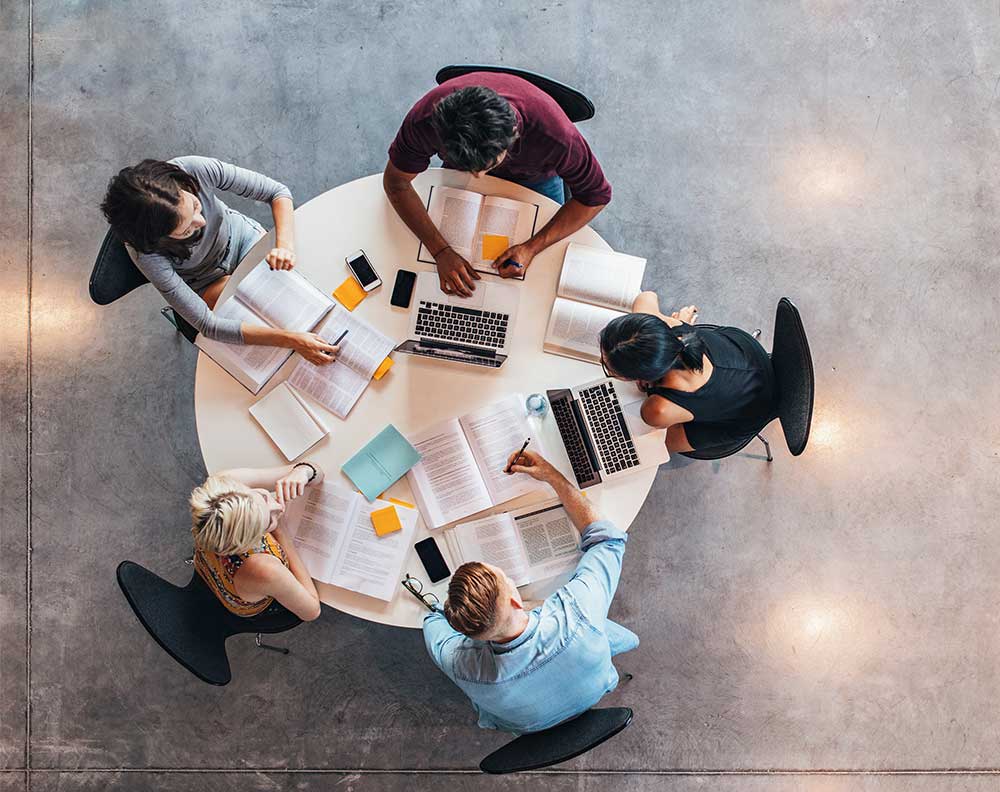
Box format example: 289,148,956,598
547,377,670,488
395,271,520,369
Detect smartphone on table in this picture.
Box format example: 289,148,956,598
414,537,450,583
391,269,417,308
346,249,382,291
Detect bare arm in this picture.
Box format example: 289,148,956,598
215,462,325,492
495,199,605,279
505,449,610,532
383,161,480,296
633,291,682,326
238,552,321,621
264,195,297,271
240,324,340,365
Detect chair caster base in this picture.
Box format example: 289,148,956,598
256,633,290,655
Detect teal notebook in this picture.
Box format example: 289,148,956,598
342,424,422,501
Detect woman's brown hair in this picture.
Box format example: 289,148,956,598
444,562,502,638
100,159,202,260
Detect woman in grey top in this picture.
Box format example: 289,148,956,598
101,156,338,364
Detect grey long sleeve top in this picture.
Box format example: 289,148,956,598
133,156,293,344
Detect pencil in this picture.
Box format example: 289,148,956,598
333,328,349,346
505,437,531,473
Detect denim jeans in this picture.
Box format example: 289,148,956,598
606,619,640,657
514,174,566,205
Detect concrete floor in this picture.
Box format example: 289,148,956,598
3,0,1000,789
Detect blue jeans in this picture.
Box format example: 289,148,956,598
607,619,640,656
514,174,566,205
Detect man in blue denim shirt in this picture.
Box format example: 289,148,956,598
422,449,639,734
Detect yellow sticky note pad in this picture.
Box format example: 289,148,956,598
482,234,510,261
372,357,394,380
371,505,402,537
333,277,367,311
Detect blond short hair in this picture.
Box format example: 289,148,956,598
444,562,503,638
190,476,269,555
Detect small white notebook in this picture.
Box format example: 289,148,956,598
249,382,329,461
283,483,420,602
406,394,551,529
195,261,335,393
543,243,647,364
442,500,582,587
416,185,539,277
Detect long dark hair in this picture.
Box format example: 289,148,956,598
100,159,202,260
600,313,706,381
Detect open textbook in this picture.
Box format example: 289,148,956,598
284,483,419,602
287,308,396,419
195,261,335,393
416,186,539,278
406,394,551,529
442,501,582,587
543,242,647,364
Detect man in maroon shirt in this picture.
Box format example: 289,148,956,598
384,72,612,296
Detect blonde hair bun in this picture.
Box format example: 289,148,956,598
190,476,269,555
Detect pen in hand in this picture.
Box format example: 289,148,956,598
327,328,349,355
505,437,531,474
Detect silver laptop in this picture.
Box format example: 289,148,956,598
547,377,670,488
395,272,520,369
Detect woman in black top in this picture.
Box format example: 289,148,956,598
599,292,776,453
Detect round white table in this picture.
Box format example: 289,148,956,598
194,168,659,628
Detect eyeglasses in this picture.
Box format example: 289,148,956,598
600,355,613,379
401,574,441,612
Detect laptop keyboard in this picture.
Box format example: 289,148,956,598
579,383,640,474
551,396,598,486
415,301,509,349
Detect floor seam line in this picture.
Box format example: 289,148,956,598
24,0,34,789
19,768,1000,775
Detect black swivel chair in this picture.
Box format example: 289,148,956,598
89,228,198,343
435,65,595,123
480,706,633,774
116,560,301,686
679,298,814,462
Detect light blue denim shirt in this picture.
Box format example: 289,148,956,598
423,519,632,734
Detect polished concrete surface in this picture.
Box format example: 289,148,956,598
3,0,1000,790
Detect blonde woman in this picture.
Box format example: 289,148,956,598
190,462,323,621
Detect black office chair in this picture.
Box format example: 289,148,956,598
679,298,814,462
89,228,198,343
480,707,633,774
435,65,595,123
116,560,301,686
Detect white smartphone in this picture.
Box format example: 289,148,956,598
346,249,382,292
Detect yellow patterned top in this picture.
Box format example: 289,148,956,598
194,533,289,617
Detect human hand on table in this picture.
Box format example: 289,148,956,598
494,241,538,279
505,449,562,485
266,246,296,271
435,246,480,297
291,332,341,365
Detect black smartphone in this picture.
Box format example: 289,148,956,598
414,537,450,583
391,269,417,308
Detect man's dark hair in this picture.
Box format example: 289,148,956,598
431,86,518,173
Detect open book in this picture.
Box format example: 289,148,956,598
287,308,396,419
284,483,419,602
442,501,582,587
195,261,335,393
249,381,329,461
543,242,647,364
406,394,551,529
416,186,539,278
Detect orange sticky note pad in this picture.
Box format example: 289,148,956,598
372,357,394,380
482,234,510,261
371,505,402,537
333,277,367,311
388,496,415,509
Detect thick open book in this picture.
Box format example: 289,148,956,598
195,261,335,393
416,186,539,278
286,308,396,419
406,394,551,529
442,500,582,587
249,381,329,461
543,242,647,364
284,483,419,602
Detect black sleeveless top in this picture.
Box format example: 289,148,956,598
647,325,776,447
